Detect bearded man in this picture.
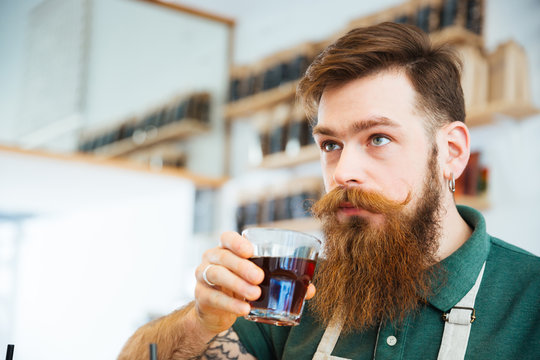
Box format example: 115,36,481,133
118,22,540,360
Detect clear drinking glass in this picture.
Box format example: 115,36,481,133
242,228,321,326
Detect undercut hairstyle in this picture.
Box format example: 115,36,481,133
297,22,465,134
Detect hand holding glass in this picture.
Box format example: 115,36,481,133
242,228,321,326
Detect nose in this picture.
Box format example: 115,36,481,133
332,145,367,187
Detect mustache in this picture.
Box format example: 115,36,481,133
311,187,411,218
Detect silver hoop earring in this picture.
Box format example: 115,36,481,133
448,173,456,193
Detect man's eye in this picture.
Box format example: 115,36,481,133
321,141,341,152
371,136,390,146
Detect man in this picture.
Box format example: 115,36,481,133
118,22,540,359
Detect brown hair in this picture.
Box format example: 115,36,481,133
297,22,465,132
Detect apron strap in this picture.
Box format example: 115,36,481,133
313,319,345,360
437,262,486,360
312,262,487,360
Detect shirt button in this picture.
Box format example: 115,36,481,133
386,335,397,346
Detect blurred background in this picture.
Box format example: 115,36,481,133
0,0,539,358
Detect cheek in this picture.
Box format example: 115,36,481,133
379,160,423,202
322,164,335,192
383,177,412,203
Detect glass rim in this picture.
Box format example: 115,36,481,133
241,227,321,246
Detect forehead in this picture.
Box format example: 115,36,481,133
315,70,425,134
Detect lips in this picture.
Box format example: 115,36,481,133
338,202,365,216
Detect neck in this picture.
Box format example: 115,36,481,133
436,195,473,261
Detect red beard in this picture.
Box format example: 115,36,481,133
309,149,443,333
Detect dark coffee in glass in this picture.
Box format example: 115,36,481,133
242,228,320,326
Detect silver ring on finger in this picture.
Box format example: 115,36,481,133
202,264,216,287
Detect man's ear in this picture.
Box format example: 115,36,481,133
439,121,470,180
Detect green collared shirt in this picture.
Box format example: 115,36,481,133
233,206,540,359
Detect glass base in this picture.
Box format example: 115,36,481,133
244,308,301,326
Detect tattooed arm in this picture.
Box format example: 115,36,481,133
118,302,256,360
190,328,256,360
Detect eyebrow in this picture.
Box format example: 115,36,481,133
312,116,401,137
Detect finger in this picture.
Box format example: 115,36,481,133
305,283,316,300
197,264,261,301
202,249,264,285
219,231,254,258
222,288,251,307
195,282,251,315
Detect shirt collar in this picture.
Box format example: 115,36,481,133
427,205,491,312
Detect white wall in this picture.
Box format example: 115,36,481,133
231,0,403,64
0,148,202,359
177,0,403,65
10,182,196,360
0,0,42,145
479,0,540,254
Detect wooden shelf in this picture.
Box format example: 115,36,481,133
254,217,320,232
259,144,320,168
0,145,227,188
430,26,483,48
92,119,209,159
225,81,298,119
456,193,489,210
467,101,540,127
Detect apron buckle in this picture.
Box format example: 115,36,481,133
442,306,476,323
